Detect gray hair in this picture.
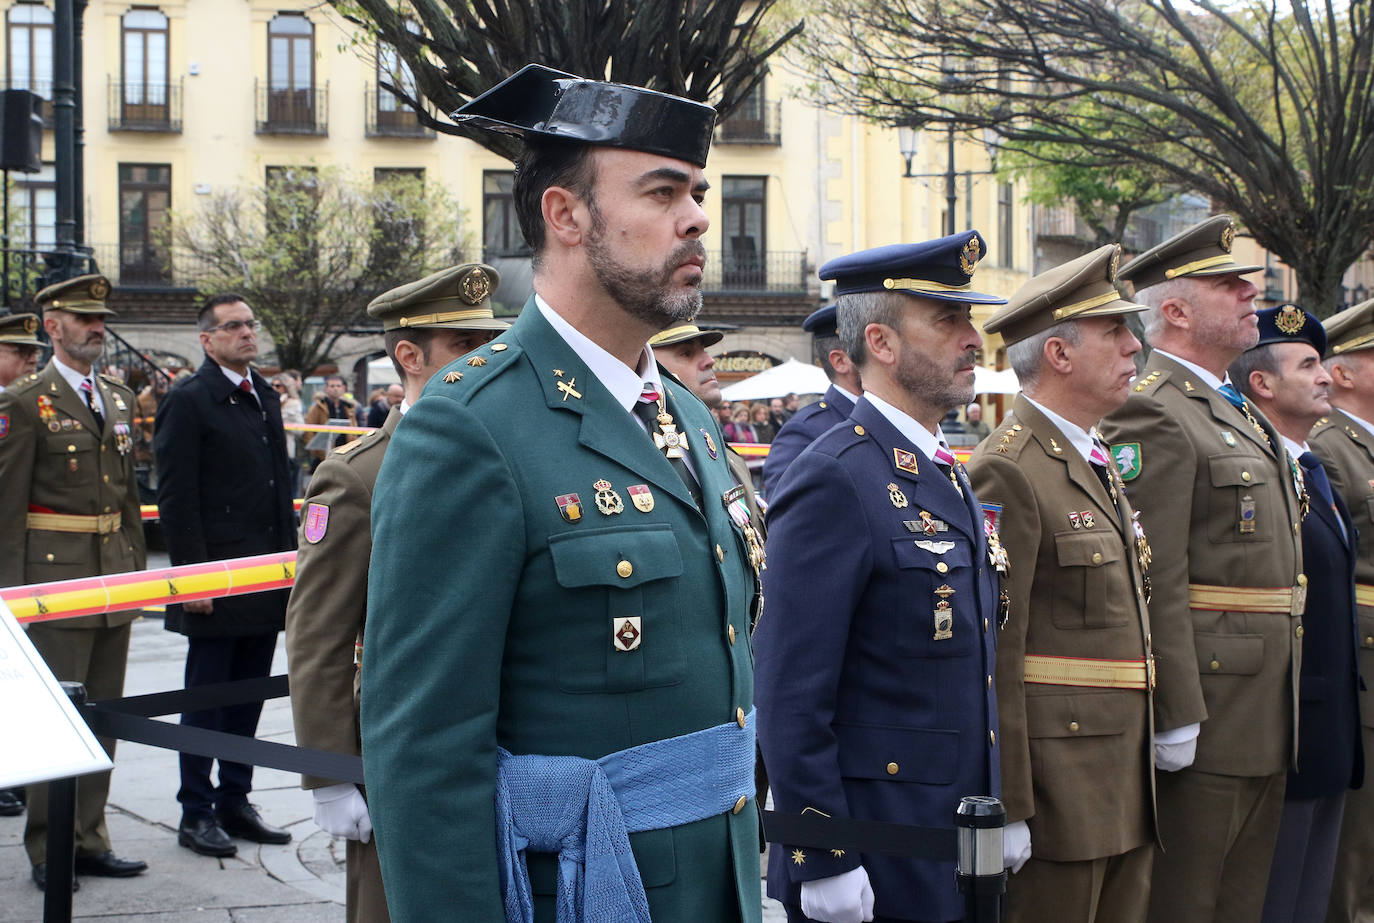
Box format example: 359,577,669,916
1227,343,1280,400
1006,320,1083,391
836,291,906,368
1134,277,1192,343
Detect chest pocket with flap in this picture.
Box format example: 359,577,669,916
1051,530,1128,629
1207,453,1273,544
548,524,685,693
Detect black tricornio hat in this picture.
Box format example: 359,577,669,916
451,64,716,168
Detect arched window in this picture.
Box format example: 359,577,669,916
122,8,168,121
7,3,53,97
267,13,313,126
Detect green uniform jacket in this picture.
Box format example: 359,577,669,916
0,364,146,626
362,301,760,922
286,407,398,788
1099,351,1303,776
966,395,1156,862
1310,409,1374,727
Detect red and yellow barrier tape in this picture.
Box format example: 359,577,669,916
141,499,304,522
0,552,298,624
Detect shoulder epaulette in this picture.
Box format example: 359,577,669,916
1131,368,1171,394
9,372,43,393
333,437,363,455
992,422,1027,456
434,341,518,396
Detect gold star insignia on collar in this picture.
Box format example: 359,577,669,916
553,369,563,377
791,849,806,866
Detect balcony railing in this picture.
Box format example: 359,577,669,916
85,243,217,290
107,78,182,132
364,84,434,138
255,80,328,136
702,249,807,294
715,99,781,145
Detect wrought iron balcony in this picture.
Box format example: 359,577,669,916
364,84,434,138
715,99,781,146
255,80,328,136
107,78,182,132
702,249,807,294
85,243,215,290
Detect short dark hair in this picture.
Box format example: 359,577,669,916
383,328,436,380
198,293,248,331
324,373,346,387
812,334,841,382
513,139,598,267
1228,344,1281,401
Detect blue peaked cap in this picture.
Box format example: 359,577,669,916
802,304,837,337
818,231,1007,305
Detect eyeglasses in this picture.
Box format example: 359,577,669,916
207,319,259,334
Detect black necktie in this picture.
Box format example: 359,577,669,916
632,394,702,511
80,379,104,431
1299,451,1346,541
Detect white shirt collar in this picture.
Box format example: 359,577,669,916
832,384,860,405
1281,435,1308,460
860,391,949,462
1338,408,1374,439
1021,394,1098,464
51,355,104,413
218,362,260,405
399,399,410,417
1152,349,1228,393
536,294,662,413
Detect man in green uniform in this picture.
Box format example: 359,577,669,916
1313,297,1374,923
1099,217,1306,923
285,262,508,923
968,245,1158,922
0,276,148,890
362,65,762,922
0,312,42,390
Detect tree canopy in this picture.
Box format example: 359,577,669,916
328,0,804,161
172,167,466,372
790,0,1374,313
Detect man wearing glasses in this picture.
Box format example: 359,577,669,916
155,294,297,858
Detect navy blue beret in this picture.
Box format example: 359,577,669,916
1253,303,1326,356
818,231,1007,305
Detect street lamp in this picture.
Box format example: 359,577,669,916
899,123,996,237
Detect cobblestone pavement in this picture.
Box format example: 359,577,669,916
1,560,787,921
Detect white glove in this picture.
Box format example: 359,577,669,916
800,865,875,923
312,783,372,843
1153,723,1201,772
1003,820,1032,874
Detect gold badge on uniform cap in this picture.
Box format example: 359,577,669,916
443,370,463,383
959,236,980,276
1108,245,1121,280
893,448,919,475
628,484,654,513
458,266,491,305
933,600,954,641
1275,303,1305,335
612,616,642,652
23,316,36,334
594,479,624,515
556,493,582,522
89,278,110,299
888,482,909,508
1220,223,1235,252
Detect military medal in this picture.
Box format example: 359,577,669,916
919,511,943,535
1068,511,1082,530
0,414,7,438
612,616,642,652
556,493,583,522
980,503,1002,532
893,448,919,475
48,420,60,432
699,428,719,459
114,420,132,455
649,403,689,460
61,418,73,431
1081,510,1095,529
933,600,954,641
593,480,623,515
935,584,956,599
1132,510,1153,573
628,484,654,513
888,482,909,508
1239,494,1257,534
984,517,1010,574
113,394,127,412
37,395,55,423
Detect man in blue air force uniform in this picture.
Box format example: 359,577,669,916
362,65,762,922
755,234,1008,923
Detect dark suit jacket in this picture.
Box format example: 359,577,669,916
761,384,855,499
755,396,1000,921
155,356,296,637
1289,453,1363,799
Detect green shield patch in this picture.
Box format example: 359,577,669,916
1112,442,1142,481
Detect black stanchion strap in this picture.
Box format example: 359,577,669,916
82,702,364,785
761,810,957,861
95,674,290,717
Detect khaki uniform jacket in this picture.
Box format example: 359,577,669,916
285,407,397,789
0,363,146,627
1310,409,1374,728
967,395,1156,862
1099,351,1304,776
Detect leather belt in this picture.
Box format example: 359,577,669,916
26,511,123,534
1188,582,1306,616
1023,653,1155,691
1357,584,1374,608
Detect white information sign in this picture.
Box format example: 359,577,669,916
0,600,113,787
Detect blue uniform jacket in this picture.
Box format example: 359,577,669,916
1288,459,1363,799
761,385,854,500
755,396,1000,923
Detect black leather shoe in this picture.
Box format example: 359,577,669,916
178,815,238,857
31,863,79,892
0,789,22,816
216,803,291,845
74,850,147,877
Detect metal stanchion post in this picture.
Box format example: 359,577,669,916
955,795,1006,923
43,680,85,923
